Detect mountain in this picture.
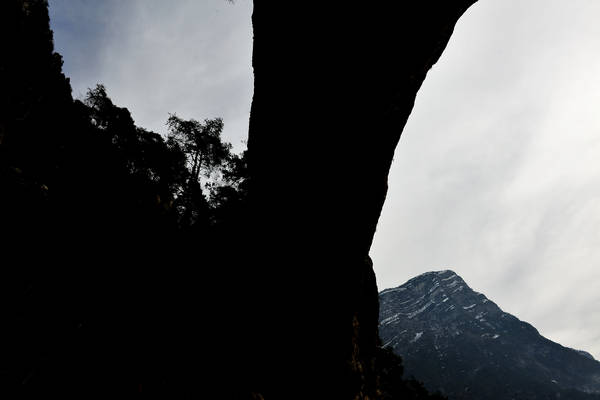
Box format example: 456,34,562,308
379,270,600,399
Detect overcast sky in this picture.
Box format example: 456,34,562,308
49,0,253,152
49,1,600,359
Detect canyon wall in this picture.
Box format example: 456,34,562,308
246,1,478,397
1,0,479,397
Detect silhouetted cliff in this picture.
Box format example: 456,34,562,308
2,0,481,397
246,1,477,397
1,1,247,396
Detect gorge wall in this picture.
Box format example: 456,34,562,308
1,0,480,397
246,1,478,398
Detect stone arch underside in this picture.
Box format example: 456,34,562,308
245,1,480,397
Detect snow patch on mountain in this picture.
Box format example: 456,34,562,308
410,331,423,343
408,301,434,319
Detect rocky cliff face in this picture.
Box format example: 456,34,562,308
379,270,600,399
2,0,483,397
2,2,229,396
247,2,477,397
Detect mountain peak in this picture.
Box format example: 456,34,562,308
406,268,458,281
379,270,600,399
380,269,491,329
382,269,464,293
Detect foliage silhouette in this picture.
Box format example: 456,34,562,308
1,1,247,390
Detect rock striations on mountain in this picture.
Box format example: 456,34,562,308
379,270,600,399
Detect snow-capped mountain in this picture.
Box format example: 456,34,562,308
379,270,600,399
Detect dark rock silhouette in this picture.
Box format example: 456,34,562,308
1,0,481,397
246,1,477,397
1,1,247,396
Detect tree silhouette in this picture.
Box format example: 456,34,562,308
165,113,247,227
166,115,229,187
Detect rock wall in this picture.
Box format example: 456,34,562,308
2,0,479,397
246,1,478,397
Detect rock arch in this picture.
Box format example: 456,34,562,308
246,1,479,397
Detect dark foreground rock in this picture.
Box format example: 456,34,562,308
2,0,480,397
246,1,477,397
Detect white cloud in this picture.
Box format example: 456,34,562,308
372,0,600,359
49,0,253,151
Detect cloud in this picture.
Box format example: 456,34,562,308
372,0,600,359
49,0,253,151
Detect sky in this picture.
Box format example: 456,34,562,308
49,1,600,359
48,0,253,152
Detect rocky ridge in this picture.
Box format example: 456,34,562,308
379,270,600,399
